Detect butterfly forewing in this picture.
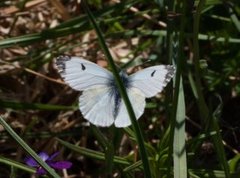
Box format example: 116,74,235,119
129,65,175,98
55,56,112,91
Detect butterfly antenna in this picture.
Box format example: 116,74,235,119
120,58,154,71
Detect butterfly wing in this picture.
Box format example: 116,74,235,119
55,55,112,91
79,85,115,127
114,88,146,128
56,55,115,127
56,56,175,127
129,65,175,98
114,65,175,127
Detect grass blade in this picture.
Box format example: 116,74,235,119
57,138,131,166
173,77,187,178
0,116,61,178
0,100,75,110
81,1,152,177
0,156,35,173
193,0,230,177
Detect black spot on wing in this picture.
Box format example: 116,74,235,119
151,70,156,77
81,63,86,70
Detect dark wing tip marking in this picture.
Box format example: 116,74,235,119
55,55,72,75
163,65,176,84
56,55,71,63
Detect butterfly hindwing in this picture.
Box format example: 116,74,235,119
114,88,146,127
79,85,115,127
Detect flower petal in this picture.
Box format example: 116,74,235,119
24,157,38,167
48,152,59,161
49,161,72,169
36,167,46,175
38,152,49,161
24,152,49,167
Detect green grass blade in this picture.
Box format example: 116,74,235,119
57,138,130,166
91,125,114,174
211,96,230,177
123,160,142,172
227,3,240,32
81,1,152,177
0,116,61,178
193,0,230,177
0,156,35,173
173,77,187,178
166,1,187,177
189,169,227,178
0,100,75,110
229,154,240,173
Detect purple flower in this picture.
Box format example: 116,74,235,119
25,152,72,175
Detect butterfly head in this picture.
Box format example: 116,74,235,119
119,71,130,87
107,71,131,91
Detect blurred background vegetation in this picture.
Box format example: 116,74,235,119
0,0,240,177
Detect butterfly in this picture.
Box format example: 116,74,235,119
55,55,175,128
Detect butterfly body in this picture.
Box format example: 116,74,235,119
107,72,132,119
55,55,175,128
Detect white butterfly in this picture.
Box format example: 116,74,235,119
55,55,175,128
